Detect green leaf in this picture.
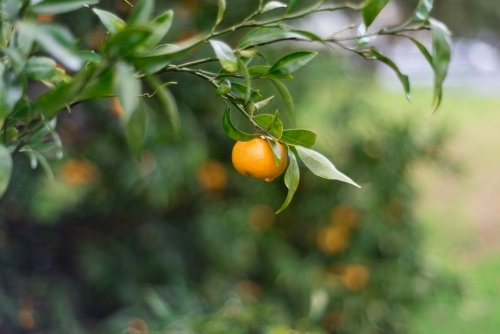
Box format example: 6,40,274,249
262,1,287,13
239,49,257,58
1,3,12,48
33,151,54,180
24,56,59,81
77,50,102,64
105,26,152,56
209,40,238,73
76,68,115,101
128,43,182,74
93,8,126,35
1,127,18,144
430,18,451,110
214,0,226,28
230,82,262,101
0,144,12,197
115,61,140,123
215,79,231,96
369,48,410,101
0,65,24,120
281,129,316,148
125,102,148,160
238,27,309,49
295,146,360,188
222,106,257,142
401,35,433,67
128,0,154,25
269,51,317,75
269,79,294,127
16,21,36,56
254,96,274,110
34,24,83,71
254,112,283,139
286,0,298,15
135,10,173,54
248,65,292,80
276,149,299,214
362,0,390,27
145,75,180,136
267,138,282,166
32,0,99,14
237,58,251,102
412,0,433,22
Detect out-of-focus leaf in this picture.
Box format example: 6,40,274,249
286,0,297,15
412,0,433,22
0,144,12,197
215,79,231,96
34,24,83,71
239,49,257,58
1,3,12,48
32,0,99,14
77,50,102,63
115,61,140,123
135,10,173,54
269,79,294,127
254,112,283,139
262,1,287,13
0,65,24,119
77,68,115,101
237,58,251,102
209,40,238,73
276,149,299,213
430,18,451,110
105,26,152,56
370,48,410,100
295,146,360,188
214,0,226,28
146,75,180,136
281,129,316,148
269,51,317,75
230,82,261,101
2,127,18,144
93,8,126,35
362,0,390,27
125,103,148,160
357,24,376,46
128,0,154,25
267,138,282,166
16,21,36,56
238,27,309,49
254,96,274,110
402,35,432,67
24,57,59,80
33,151,54,180
3,47,25,74
222,106,257,142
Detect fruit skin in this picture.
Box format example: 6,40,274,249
232,137,287,182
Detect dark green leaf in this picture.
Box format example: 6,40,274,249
34,24,83,71
125,102,148,160
412,0,433,22
222,106,258,142
269,79,294,126
430,18,451,110
237,58,251,102
145,75,180,136
135,10,173,54
77,50,102,63
370,48,410,100
248,65,292,79
0,66,24,119
269,51,317,75
286,0,298,15
267,138,282,166
254,112,283,139
276,149,299,213
128,0,154,25
115,61,140,123
262,1,287,13
0,144,12,197
402,35,432,67
1,127,18,144
215,79,231,96
93,8,126,35
295,146,360,188
281,129,316,148
32,0,99,14
77,68,115,101
362,0,390,27
230,82,261,101
209,40,238,73
105,26,152,56
214,0,226,28
238,27,309,49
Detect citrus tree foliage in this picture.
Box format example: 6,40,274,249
0,0,451,212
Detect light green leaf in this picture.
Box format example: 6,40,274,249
125,102,148,160
209,40,238,73
237,58,251,102
238,27,309,49
269,79,294,127
3,47,25,74
267,138,282,166
214,0,226,28
34,24,83,71
24,56,59,81
135,10,173,54
262,1,287,13
430,18,452,111
105,26,152,56
254,96,274,110
115,61,140,123
32,0,99,14
145,75,180,136
281,129,316,148
286,0,298,15
0,144,12,197
93,8,126,35
370,48,410,101
1,3,12,48
295,146,360,188
33,151,54,180
254,112,283,139
222,106,258,142
412,0,433,22
401,35,433,67
0,66,24,119
127,0,154,25
276,149,299,214
269,51,317,75
215,79,231,96
239,49,257,58
362,0,390,27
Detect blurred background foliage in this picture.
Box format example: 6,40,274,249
1,0,499,333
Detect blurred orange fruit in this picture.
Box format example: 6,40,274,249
248,204,275,231
18,309,35,330
232,138,286,182
197,160,227,193
330,204,359,229
234,280,262,302
128,317,148,334
36,13,54,23
61,159,97,186
110,97,124,118
341,264,370,291
316,226,350,254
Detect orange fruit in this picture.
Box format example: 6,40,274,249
61,159,97,186
232,137,286,182
36,13,55,23
197,160,227,193
341,264,370,291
